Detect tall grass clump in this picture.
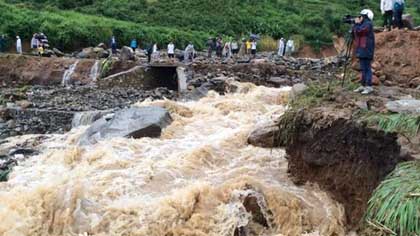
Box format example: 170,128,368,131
258,35,278,52
365,114,420,138
365,161,420,236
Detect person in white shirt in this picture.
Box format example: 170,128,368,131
152,43,159,60
184,43,195,62
381,0,394,31
16,36,22,54
285,39,295,57
278,38,285,57
31,34,39,49
167,42,175,59
251,39,257,58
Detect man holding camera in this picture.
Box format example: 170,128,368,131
353,9,375,95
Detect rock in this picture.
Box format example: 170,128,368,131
402,14,414,30
79,106,173,145
355,101,369,110
16,100,31,109
97,43,107,49
289,83,308,100
386,99,420,114
120,46,135,61
77,47,96,59
53,48,65,57
409,77,420,88
268,77,291,87
248,120,282,148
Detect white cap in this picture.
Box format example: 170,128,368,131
360,9,374,21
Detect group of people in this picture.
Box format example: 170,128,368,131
277,38,295,57
381,0,405,31
206,37,258,59
0,33,49,55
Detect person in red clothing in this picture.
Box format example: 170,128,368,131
353,9,375,95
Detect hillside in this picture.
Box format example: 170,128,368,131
1,0,420,51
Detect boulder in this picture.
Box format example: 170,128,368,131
97,43,107,49
120,46,135,61
53,48,65,57
402,14,414,30
77,47,96,59
247,120,282,148
386,99,420,114
289,83,308,100
79,106,173,145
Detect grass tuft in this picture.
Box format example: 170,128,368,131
365,161,420,236
364,113,420,138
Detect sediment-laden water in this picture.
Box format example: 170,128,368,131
0,82,346,236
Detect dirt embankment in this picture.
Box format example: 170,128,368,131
374,30,420,88
281,107,408,228
0,54,97,86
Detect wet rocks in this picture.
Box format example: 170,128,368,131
79,106,172,145
247,120,282,148
120,46,135,61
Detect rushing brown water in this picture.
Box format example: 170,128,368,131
0,81,346,236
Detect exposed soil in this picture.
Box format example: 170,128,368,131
284,107,408,228
0,54,97,86
374,30,420,88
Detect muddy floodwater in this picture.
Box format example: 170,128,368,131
0,82,346,236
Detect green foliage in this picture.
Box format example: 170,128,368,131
0,0,420,49
0,0,209,50
366,161,420,236
364,113,420,137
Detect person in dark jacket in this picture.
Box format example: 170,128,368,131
353,9,375,95
0,35,6,53
110,36,117,54
394,0,405,29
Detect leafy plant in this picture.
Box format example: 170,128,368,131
365,161,420,236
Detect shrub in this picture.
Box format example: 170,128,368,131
258,35,277,52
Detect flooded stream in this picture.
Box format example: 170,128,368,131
0,82,346,236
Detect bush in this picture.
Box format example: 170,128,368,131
258,35,277,52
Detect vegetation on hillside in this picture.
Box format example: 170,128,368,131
0,0,209,50
1,0,420,51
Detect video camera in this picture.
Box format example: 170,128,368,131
342,15,357,24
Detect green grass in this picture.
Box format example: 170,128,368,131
364,113,420,138
365,161,420,236
2,0,419,51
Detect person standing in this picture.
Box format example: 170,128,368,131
222,41,232,58
167,41,175,60
206,37,214,58
245,39,251,54
238,39,246,58
285,39,295,57
278,38,285,57
184,42,195,62
146,43,153,63
394,0,405,29
152,43,159,60
0,35,6,53
130,39,138,51
216,37,223,58
231,40,239,55
16,36,22,54
353,9,375,95
110,35,117,54
250,39,257,58
381,0,394,31
31,34,39,49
